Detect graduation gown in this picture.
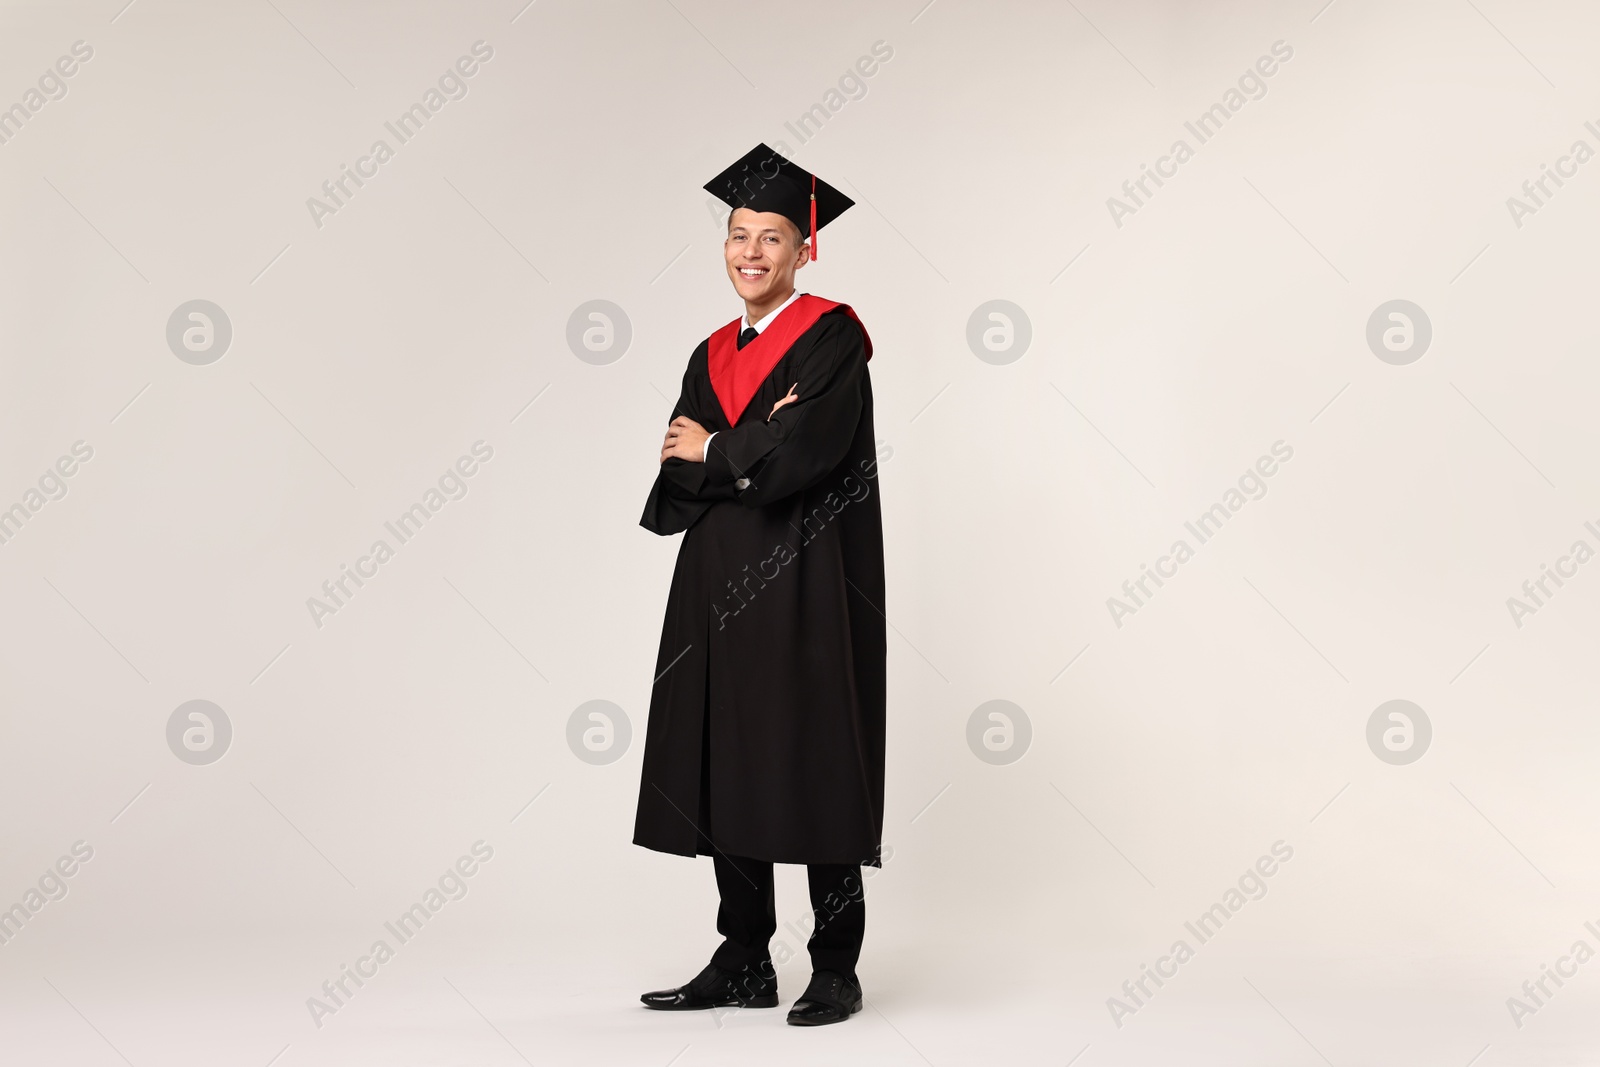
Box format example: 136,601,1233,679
635,295,887,868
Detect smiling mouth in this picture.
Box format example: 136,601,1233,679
738,266,769,279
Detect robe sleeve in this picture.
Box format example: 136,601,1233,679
701,312,867,508
638,350,737,536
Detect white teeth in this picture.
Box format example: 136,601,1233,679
740,268,767,275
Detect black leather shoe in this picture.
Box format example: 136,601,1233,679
785,970,862,1025
640,961,779,1010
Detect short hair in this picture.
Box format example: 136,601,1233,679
727,209,807,251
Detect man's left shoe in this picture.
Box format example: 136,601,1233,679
640,961,779,1010
785,970,862,1026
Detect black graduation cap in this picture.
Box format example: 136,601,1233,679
704,143,854,260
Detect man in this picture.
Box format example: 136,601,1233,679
634,144,887,1027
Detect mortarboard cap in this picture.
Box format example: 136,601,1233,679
704,143,854,260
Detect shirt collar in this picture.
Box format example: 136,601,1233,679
741,289,802,334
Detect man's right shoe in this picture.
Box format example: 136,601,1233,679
640,961,779,1010
786,970,862,1025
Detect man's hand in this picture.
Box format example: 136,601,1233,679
660,415,711,463
768,382,799,421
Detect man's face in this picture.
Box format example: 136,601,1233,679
724,208,808,304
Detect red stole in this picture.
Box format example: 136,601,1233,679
707,294,872,427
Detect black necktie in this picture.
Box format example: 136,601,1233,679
737,326,758,350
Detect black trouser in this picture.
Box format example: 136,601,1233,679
696,692,864,986
709,852,865,986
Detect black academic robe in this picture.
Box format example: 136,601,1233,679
634,300,886,868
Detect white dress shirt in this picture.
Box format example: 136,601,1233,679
702,289,803,462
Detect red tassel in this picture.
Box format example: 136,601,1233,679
809,174,817,261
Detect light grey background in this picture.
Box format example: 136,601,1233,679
2,0,1598,1064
